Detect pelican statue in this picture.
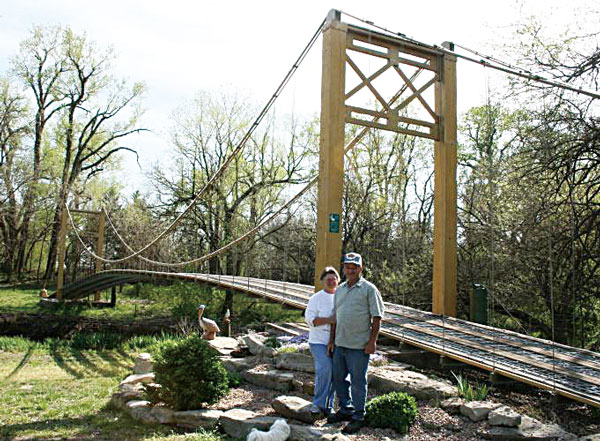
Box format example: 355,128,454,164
198,304,220,340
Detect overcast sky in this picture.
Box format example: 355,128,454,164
1,0,585,194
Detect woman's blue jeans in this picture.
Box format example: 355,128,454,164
309,343,334,413
332,345,370,421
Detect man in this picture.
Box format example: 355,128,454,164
327,252,385,434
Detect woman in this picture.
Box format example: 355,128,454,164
304,266,339,417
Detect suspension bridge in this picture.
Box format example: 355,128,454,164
43,10,600,408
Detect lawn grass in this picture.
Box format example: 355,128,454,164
0,281,303,331
0,345,234,440
0,282,300,440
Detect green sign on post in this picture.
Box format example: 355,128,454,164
329,213,340,233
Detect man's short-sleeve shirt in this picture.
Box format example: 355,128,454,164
334,277,385,349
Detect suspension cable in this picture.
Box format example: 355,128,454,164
66,17,327,265
71,64,425,269
340,10,600,100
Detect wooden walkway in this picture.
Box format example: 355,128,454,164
53,270,600,408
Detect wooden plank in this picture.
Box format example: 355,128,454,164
345,116,438,140
394,65,437,119
345,55,390,111
347,24,444,58
394,76,438,114
345,61,391,100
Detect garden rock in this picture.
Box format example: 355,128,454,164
576,435,600,441
130,406,156,424
288,424,340,441
368,365,456,399
482,415,576,440
440,397,464,415
120,372,155,386
133,352,153,374
461,400,503,422
292,378,314,395
149,407,175,424
488,405,522,427
111,389,145,409
272,395,315,423
126,399,151,409
241,334,277,357
321,434,352,441
221,355,259,373
173,409,223,429
241,367,295,391
206,336,239,355
275,352,315,373
219,408,278,438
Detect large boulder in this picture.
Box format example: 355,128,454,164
275,352,315,373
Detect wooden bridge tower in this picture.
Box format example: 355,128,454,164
314,10,457,316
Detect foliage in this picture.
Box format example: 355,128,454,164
452,372,489,402
365,391,418,434
152,334,229,410
263,336,281,348
275,346,299,354
226,371,243,388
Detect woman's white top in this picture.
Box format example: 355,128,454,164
305,289,335,345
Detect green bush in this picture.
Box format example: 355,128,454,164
227,371,242,388
365,391,418,434
152,334,230,410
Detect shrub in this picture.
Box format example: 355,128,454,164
227,371,243,387
152,334,230,410
365,391,418,434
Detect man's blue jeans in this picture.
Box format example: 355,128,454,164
309,343,334,413
332,346,370,421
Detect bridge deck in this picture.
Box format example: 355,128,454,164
55,270,600,408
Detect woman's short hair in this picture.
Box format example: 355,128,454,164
320,266,340,281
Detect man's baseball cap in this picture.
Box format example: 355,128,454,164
343,252,362,267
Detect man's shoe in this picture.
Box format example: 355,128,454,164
342,419,365,434
326,412,353,424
